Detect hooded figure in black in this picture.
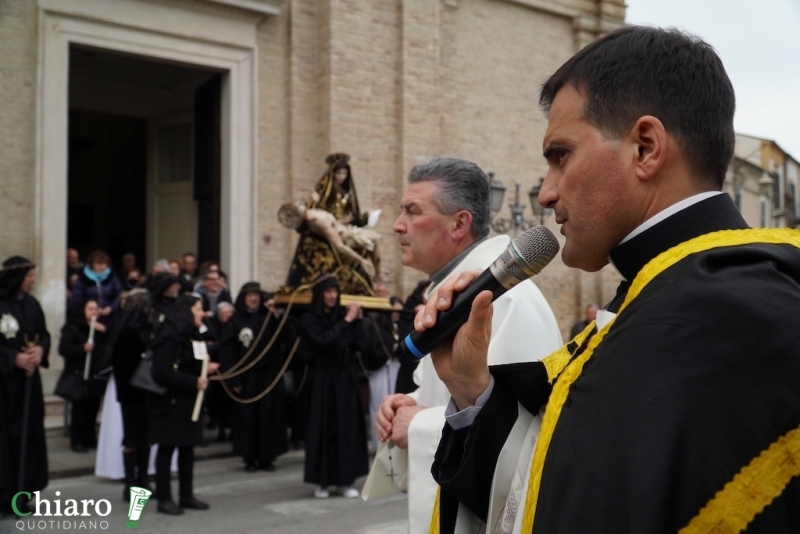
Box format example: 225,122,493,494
218,282,293,472
299,276,370,498
0,257,50,514
107,288,153,501
57,298,108,452
146,272,181,327
149,294,216,515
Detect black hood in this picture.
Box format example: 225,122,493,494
309,276,340,317
0,256,35,299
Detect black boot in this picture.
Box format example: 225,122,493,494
135,447,151,491
123,450,137,502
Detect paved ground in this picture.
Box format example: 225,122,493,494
1,445,408,534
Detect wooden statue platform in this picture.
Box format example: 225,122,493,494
274,292,393,310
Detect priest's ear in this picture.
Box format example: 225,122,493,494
628,115,667,182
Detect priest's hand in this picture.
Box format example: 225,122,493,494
207,362,220,375
391,405,426,448
417,270,493,410
375,393,418,446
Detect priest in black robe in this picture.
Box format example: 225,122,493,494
422,27,800,534
0,257,50,516
299,276,370,499
219,282,292,472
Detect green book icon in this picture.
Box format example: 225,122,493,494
126,487,153,528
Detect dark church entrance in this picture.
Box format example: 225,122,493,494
67,46,222,275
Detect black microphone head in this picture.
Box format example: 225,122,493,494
511,225,560,274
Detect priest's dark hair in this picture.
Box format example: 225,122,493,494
539,25,735,190
407,158,491,240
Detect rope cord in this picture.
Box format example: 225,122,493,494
211,290,299,381
219,338,301,404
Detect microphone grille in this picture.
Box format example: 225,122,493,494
512,226,560,273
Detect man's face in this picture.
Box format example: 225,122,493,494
203,273,221,292
122,254,136,271
322,287,339,310
244,291,261,310
182,255,197,274
585,305,598,322
67,249,79,268
19,269,36,294
393,181,460,276
539,85,639,272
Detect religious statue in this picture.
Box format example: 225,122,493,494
280,154,382,296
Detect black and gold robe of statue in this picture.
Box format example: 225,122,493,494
432,194,800,533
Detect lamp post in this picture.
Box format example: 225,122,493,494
488,173,549,236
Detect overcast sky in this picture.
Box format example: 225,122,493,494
626,0,800,160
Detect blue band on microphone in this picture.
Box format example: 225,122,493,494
403,335,426,360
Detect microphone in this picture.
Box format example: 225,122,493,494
400,225,559,361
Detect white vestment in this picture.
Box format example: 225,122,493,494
95,374,177,479
369,358,402,451
405,235,563,534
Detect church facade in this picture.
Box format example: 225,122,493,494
0,0,626,346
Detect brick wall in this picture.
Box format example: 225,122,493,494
0,0,38,260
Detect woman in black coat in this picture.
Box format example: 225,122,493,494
150,294,219,515
57,298,108,452
107,288,152,501
299,276,370,499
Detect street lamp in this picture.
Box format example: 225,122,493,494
487,173,549,236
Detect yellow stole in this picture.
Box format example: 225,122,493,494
519,228,800,534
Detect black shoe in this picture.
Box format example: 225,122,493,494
259,462,276,472
157,501,184,515
123,485,131,502
244,463,257,473
179,497,209,510
71,445,88,453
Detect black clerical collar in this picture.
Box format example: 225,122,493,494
609,193,748,282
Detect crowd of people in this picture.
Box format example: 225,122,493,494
0,245,422,519
5,23,793,534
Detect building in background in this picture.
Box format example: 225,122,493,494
727,133,800,229
0,0,626,361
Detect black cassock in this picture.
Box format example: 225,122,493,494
433,194,800,533
0,293,50,504
299,307,369,487
220,308,292,466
